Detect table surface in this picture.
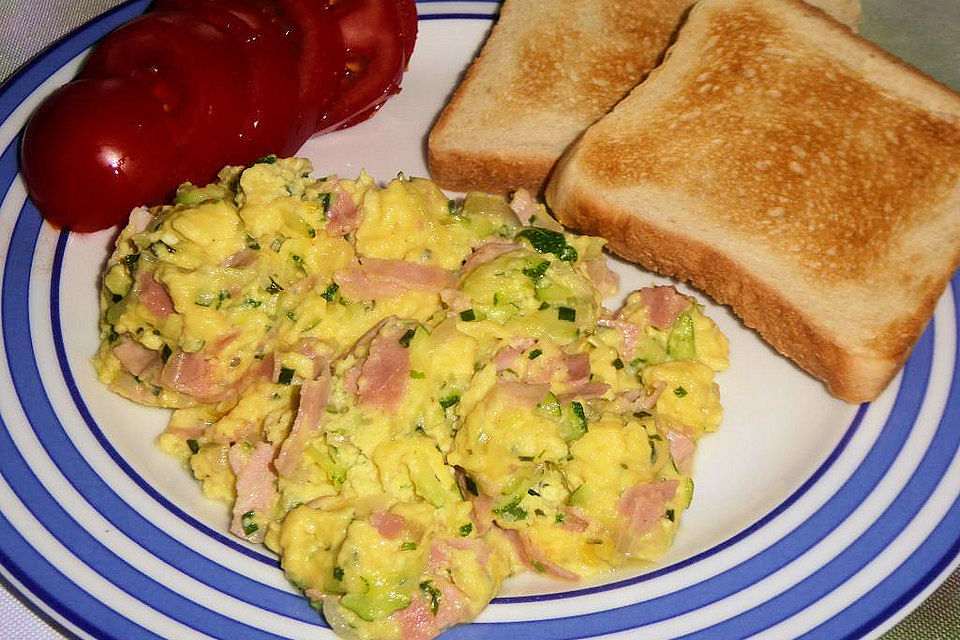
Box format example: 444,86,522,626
0,1,957,640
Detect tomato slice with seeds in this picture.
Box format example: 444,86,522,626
21,78,180,232
79,11,254,185
149,0,302,158
318,0,406,133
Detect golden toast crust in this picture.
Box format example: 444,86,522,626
546,0,960,402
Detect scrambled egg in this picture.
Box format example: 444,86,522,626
94,157,729,640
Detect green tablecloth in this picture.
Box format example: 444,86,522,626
0,1,956,639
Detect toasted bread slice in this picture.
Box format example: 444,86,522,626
427,0,860,195
545,0,960,402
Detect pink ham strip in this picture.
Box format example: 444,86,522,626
137,271,175,317
559,381,610,402
493,338,536,372
223,248,257,268
160,351,216,399
357,326,410,410
460,241,521,275
637,286,691,329
560,351,609,400
616,480,679,537
663,427,696,473
228,442,276,542
559,507,590,533
334,258,456,300
392,576,469,640
616,382,666,413
496,380,549,409
428,537,491,572
325,182,360,236
163,424,206,440
509,188,538,225
564,352,591,386
112,338,160,377
275,374,332,477
371,511,406,539
440,288,471,312
597,318,641,358
499,527,580,582
584,258,619,298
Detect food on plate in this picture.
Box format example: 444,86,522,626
546,0,960,403
427,0,860,195
94,157,728,639
19,0,416,232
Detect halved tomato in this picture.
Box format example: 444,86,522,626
150,0,302,157
79,11,254,185
318,0,406,133
21,78,180,231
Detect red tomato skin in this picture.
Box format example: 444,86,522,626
317,0,406,133
395,0,418,66
272,0,345,149
20,78,180,232
79,11,254,186
149,0,302,157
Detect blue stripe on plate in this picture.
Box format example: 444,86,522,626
670,323,955,639
1,200,319,638
2,1,958,639
0,508,163,640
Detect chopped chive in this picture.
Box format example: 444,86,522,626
439,393,460,409
241,511,258,535
244,298,262,309
160,344,172,363
245,235,260,250
400,541,417,551
519,455,535,462
399,328,416,347
613,358,624,369
278,367,295,384
555,513,565,523
265,277,284,294
674,386,688,397
558,306,576,322
255,154,278,164
409,370,425,379
458,523,473,537
666,509,675,522
122,253,140,270
307,228,316,238
459,308,476,322
528,349,543,360
186,439,200,454
539,301,550,310
320,282,339,301
333,566,344,581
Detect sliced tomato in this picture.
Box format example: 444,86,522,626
149,0,302,157
318,0,406,133
21,78,180,232
79,11,254,185
395,0,418,67
271,0,345,149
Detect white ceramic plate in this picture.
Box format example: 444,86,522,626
0,2,957,639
